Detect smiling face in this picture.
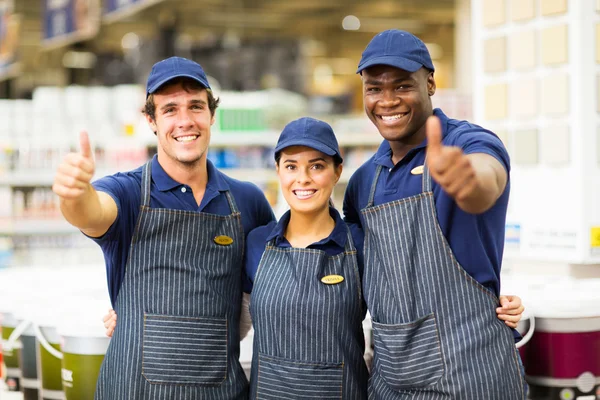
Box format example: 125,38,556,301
276,146,342,216
362,65,435,146
146,81,215,171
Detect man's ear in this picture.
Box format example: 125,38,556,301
145,113,157,133
427,71,436,97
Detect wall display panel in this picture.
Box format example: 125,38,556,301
512,78,538,118
540,125,570,165
484,37,507,73
484,83,508,120
541,0,568,16
598,127,600,165
494,129,510,150
483,0,506,27
541,74,569,115
541,25,568,65
597,24,600,63
597,74,600,113
511,0,536,21
514,129,539,165
510,30,536,69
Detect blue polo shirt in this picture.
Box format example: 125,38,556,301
91,155,275,306
243,207,364,294
343,108,510,297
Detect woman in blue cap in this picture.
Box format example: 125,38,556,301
104,116,525,399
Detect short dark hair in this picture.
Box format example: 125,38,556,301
143,77,220,122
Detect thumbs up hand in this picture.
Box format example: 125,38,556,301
425,116,477,203
53,131,96,199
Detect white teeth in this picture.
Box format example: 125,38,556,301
294,190,316,197
380,114,406,121
176,135,197,142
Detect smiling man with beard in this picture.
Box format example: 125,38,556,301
52,56,274,399
343,30,527,399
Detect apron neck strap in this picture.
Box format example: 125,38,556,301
223,190,239,214
141,161,153,207
366,158,433,208
422,161,432,193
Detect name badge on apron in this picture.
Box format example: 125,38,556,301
411,165,424,175
214,235,234,246
321,275,344,285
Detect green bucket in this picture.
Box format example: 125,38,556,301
1,312,22,391
37,325,65,400
59,333,109,400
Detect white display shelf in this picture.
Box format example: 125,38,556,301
206,131,383,148
0,219,78,236
0,169,118,187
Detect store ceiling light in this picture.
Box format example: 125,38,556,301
62,51,97,69
121,32,140,50
342,15,360,31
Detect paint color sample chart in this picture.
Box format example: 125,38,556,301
472,0,600,263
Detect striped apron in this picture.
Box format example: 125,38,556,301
361,164,526,399
249,228,369,399
95,161,248,399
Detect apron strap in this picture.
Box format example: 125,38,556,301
224,190,239,214
422,162,432,193
366,165,383,208
141,160,153,207
367,158,433,208
343,226,356,253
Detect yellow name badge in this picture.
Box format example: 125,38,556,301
411,165,424,175
321,275,344,285
214,235,234,246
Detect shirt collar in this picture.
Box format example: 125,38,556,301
265,207,348,249
372,108,449,167
151,155,229,192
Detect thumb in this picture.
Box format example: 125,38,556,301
499,295,509,308
79,131,93,160
425,116,443,160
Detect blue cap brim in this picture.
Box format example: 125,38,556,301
274,139,341,161
357,56,424,74
147,73,210,95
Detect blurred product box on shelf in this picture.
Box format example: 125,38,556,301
215,89,308,132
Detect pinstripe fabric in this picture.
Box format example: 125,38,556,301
95,161,248,399
249,228,368,399
361,165,526,400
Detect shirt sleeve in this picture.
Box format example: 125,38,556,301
243,225,270,294
90,173,135,242
450,127,511,174
343,174,362,227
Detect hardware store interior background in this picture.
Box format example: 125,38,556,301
1,0,600,399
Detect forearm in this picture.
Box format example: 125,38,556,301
456,154,507,214
239,292,252,340
59,185,114,236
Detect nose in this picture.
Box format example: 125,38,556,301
295,168,311,184
177,109,194,130
380,89,400,107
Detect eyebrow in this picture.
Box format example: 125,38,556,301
363,77,414,85
282,157,328,163
160,99,207,111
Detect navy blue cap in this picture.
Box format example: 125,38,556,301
146,57,211,96
274,117,342,162
357,30,435,74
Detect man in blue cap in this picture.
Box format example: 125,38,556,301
343,30,527,398
53,56,274,399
